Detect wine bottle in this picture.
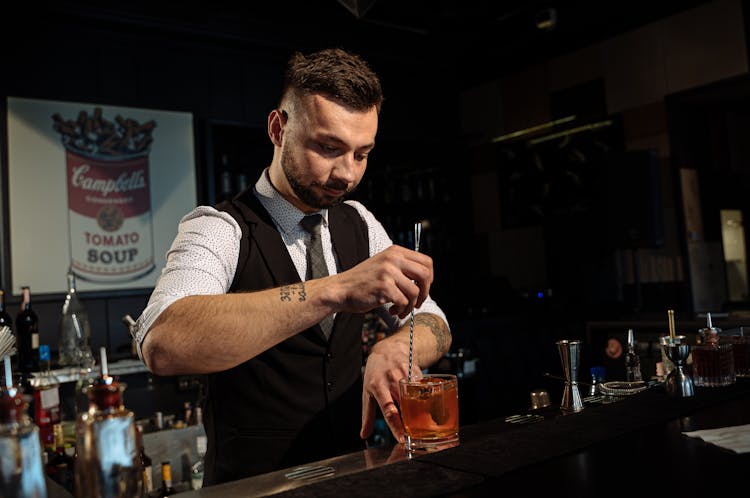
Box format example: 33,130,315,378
59,270,94,367
32,344,62,449
0,289,12,330
16,286,40,373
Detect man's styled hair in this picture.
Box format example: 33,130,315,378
282,48,383,113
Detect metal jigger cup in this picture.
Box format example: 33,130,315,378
660,335,695,398
556,340,584,413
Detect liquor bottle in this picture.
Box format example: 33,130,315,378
45,422,75,493
190,434,207,490
154,461,177,497
16,286,40,373
182,401,192,426
589,366,605,396
75,347,141,498
137,424,153,497
32,344,61,449
219,154,233,201
59,270,94,367
624,329,643,382
0,356,48,498
0,289,12,330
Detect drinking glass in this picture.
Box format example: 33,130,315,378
399,374,459,452
721,335,750,378
691,342,735,387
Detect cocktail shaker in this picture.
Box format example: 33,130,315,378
557,340,584,413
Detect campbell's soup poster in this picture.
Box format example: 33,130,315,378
6,97,197,294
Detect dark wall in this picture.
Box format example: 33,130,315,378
0,6,465,359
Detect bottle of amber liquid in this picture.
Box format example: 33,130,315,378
75,347,141,498
153,461,177,497
0,356,48,498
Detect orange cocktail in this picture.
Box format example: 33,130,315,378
399,374,459,452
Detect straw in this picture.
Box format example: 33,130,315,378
408,222,422,382
4,356,11,389
707,312,713,329
668,309,675,339
100,347,108,377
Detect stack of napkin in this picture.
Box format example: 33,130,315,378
683,424,750,453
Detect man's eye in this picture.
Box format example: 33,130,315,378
355,153,368,162
319,143,338,153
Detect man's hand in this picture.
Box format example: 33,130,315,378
360,338,422,443
329,245,433,319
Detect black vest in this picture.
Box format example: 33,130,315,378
204,190,369,484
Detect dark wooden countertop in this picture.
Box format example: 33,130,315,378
178,379,750,497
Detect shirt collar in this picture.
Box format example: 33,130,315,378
254,168,329,234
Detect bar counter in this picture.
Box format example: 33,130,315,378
175,380,750,497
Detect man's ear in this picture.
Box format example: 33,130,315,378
268,109,287,146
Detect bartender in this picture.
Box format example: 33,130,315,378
134,47,450,484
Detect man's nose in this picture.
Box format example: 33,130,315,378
331,154,357,184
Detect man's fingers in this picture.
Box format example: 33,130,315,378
380,401,405,444
360,393,376,439
364,381,406,444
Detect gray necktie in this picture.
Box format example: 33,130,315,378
300,214,334,338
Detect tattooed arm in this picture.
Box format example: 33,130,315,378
143,242,436,376
142,281,334,375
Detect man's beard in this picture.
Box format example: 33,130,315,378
281,143,357,210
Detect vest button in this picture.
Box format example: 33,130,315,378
326,352,334,362
327,380,335,391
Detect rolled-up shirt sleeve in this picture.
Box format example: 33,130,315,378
134,206,242,358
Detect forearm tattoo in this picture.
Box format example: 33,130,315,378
415,314,451,354
279,283,306,303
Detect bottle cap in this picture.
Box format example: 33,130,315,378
699,312,721,344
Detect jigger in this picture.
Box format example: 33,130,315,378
556,340,584,413
660,335,695,398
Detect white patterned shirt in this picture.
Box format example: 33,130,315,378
135,169,448,355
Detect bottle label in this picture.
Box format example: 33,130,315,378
196,435,207,455
32,333,39,349
162,464,172,483
40,386,60,410
65,148,155,283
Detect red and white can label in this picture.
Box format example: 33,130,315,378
66,149,155,282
